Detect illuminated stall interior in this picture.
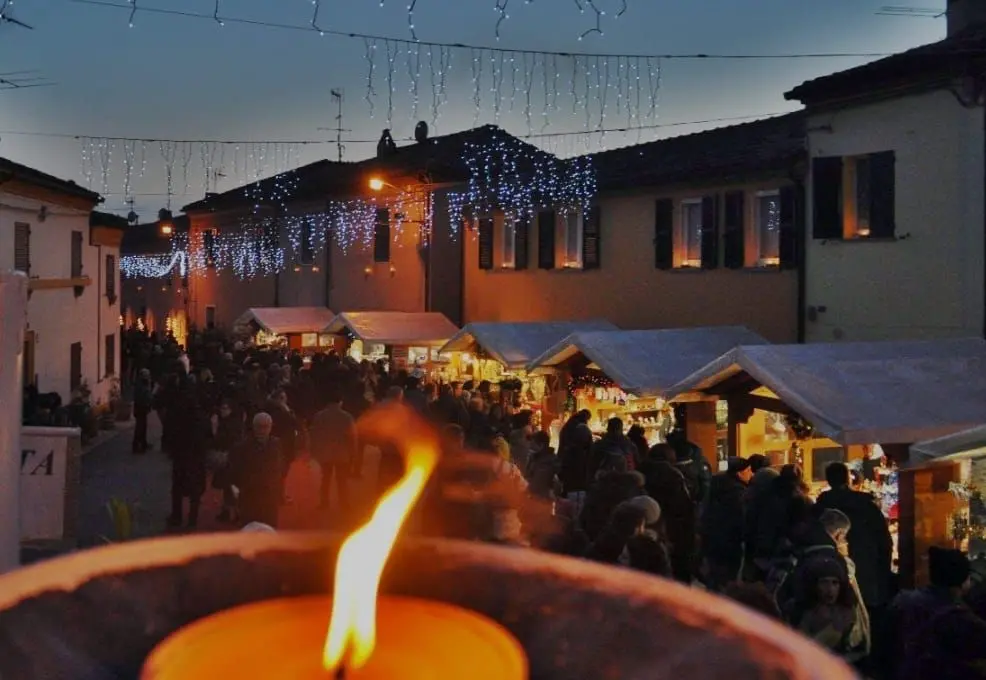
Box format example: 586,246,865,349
231,307,337,352
667,337,986,587
527,326,768,456
322,311,459,375
440,320,617,431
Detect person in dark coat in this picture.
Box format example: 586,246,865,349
889,547,986,680
746,464,812,582
638,443,696,583
309,387,358,514
212,399,245,523
591,418,635,475
816,463,894,612
626,425,649,469
700,457,753,591
132,368,153,454
267,389,299,501
228,412,284,528
579,470,646,541
165,376,209,528
558,410,594,499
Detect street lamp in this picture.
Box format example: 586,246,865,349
368,177,386,191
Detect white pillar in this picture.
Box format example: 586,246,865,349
0,272,27,572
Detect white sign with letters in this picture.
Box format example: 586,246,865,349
20,427,76,542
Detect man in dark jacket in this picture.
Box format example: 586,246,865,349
229,412,284,528
638,443,696,583
816,463,894,611
558,410,594,499
132,368,153,454
309,388,358,514
700,457,752,591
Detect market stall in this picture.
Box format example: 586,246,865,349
232,307,336,351
440,319,618,429
666,337,986,586
322,311,459,375
526,326,768,453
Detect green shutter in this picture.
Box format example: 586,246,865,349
868,151,896,238
722,191,745,269
812,157,843,239
654,199,674,270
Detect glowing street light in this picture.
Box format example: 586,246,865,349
368,177,386,191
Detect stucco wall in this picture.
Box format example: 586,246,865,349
462,181,800,343
805,89,985,342
0,192,120,404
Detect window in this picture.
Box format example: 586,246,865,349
299,223,315,265
105,254,117,300
501,218,516,268
301,333,318,348
70,342,82,393
812,152,895,240
204,230,217,266
71,230,83,278
561,212,583,268
14,223,30,274
752,191,781,267
205,305,216,330
104,333,116,377
677,200,703,268
373,208,390,262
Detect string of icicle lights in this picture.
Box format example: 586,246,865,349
120,129,595,280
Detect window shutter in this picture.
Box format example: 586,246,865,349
812,157,843,239
582,205,601,269
868,151,896,238
477,217,494,270
537,210,556,269
373,208,391,262
722,191,745,269
70,342,82,392
779,183,804,270
71,230,84,277
700,195,719,269
14,223,30,275
654,198,674,270
514,217,529,270
105,254,116,298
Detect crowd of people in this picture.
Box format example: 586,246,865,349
122,328,986,680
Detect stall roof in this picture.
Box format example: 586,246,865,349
910,425,986,469
527,326,768,397
323,311,459,346
441,320,618,369
665,338,986,446
233,307,335,336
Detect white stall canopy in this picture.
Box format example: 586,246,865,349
441,320,618,370
909,425,986,468
527,326,768,397
233,307,335,336
665,338,986,446
323,311,459,347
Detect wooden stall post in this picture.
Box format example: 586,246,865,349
684,401,719,469
727,398,755,459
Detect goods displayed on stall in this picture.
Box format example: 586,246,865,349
566,372,675,446
323,311,459,378
232,307,337,352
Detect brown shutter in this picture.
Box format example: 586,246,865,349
71,230,84,277
812,157,843,239
654,198,674,270
14,223,30,274
70,342,82,392
868,151,896,238
104,333,116,377
477,218,494,270
373,208,391,262
779,184,804,270
537,210,555,269
722,191,745,269
105,254,116,299
582,205,601,269
700,195,719,269
514,217,529,270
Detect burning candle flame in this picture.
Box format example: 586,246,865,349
323,405,439,672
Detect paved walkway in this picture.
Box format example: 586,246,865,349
76,414,382,549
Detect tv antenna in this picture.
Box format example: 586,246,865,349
319,89,349,162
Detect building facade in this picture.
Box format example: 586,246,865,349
787,0,986,342
0,158,124,404
462,114,806,343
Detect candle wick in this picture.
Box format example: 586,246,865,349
334,664,347,680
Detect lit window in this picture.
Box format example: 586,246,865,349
753,191,781,267
562,212,583,268
301,333,318,348
677,200,703,268
502,218,516,268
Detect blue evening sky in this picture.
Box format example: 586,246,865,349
0,0,942,216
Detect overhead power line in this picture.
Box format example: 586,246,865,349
69,0,894,60
0,111,794,146
876,5,945,18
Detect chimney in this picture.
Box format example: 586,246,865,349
947,0,986,36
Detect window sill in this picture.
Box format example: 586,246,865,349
29,276,92,291
669,266,706,273
816,236,900,244
742,265,782,273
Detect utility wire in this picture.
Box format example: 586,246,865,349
69,0,894,60
0,111,794,146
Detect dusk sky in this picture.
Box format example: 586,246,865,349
0,0,942,217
